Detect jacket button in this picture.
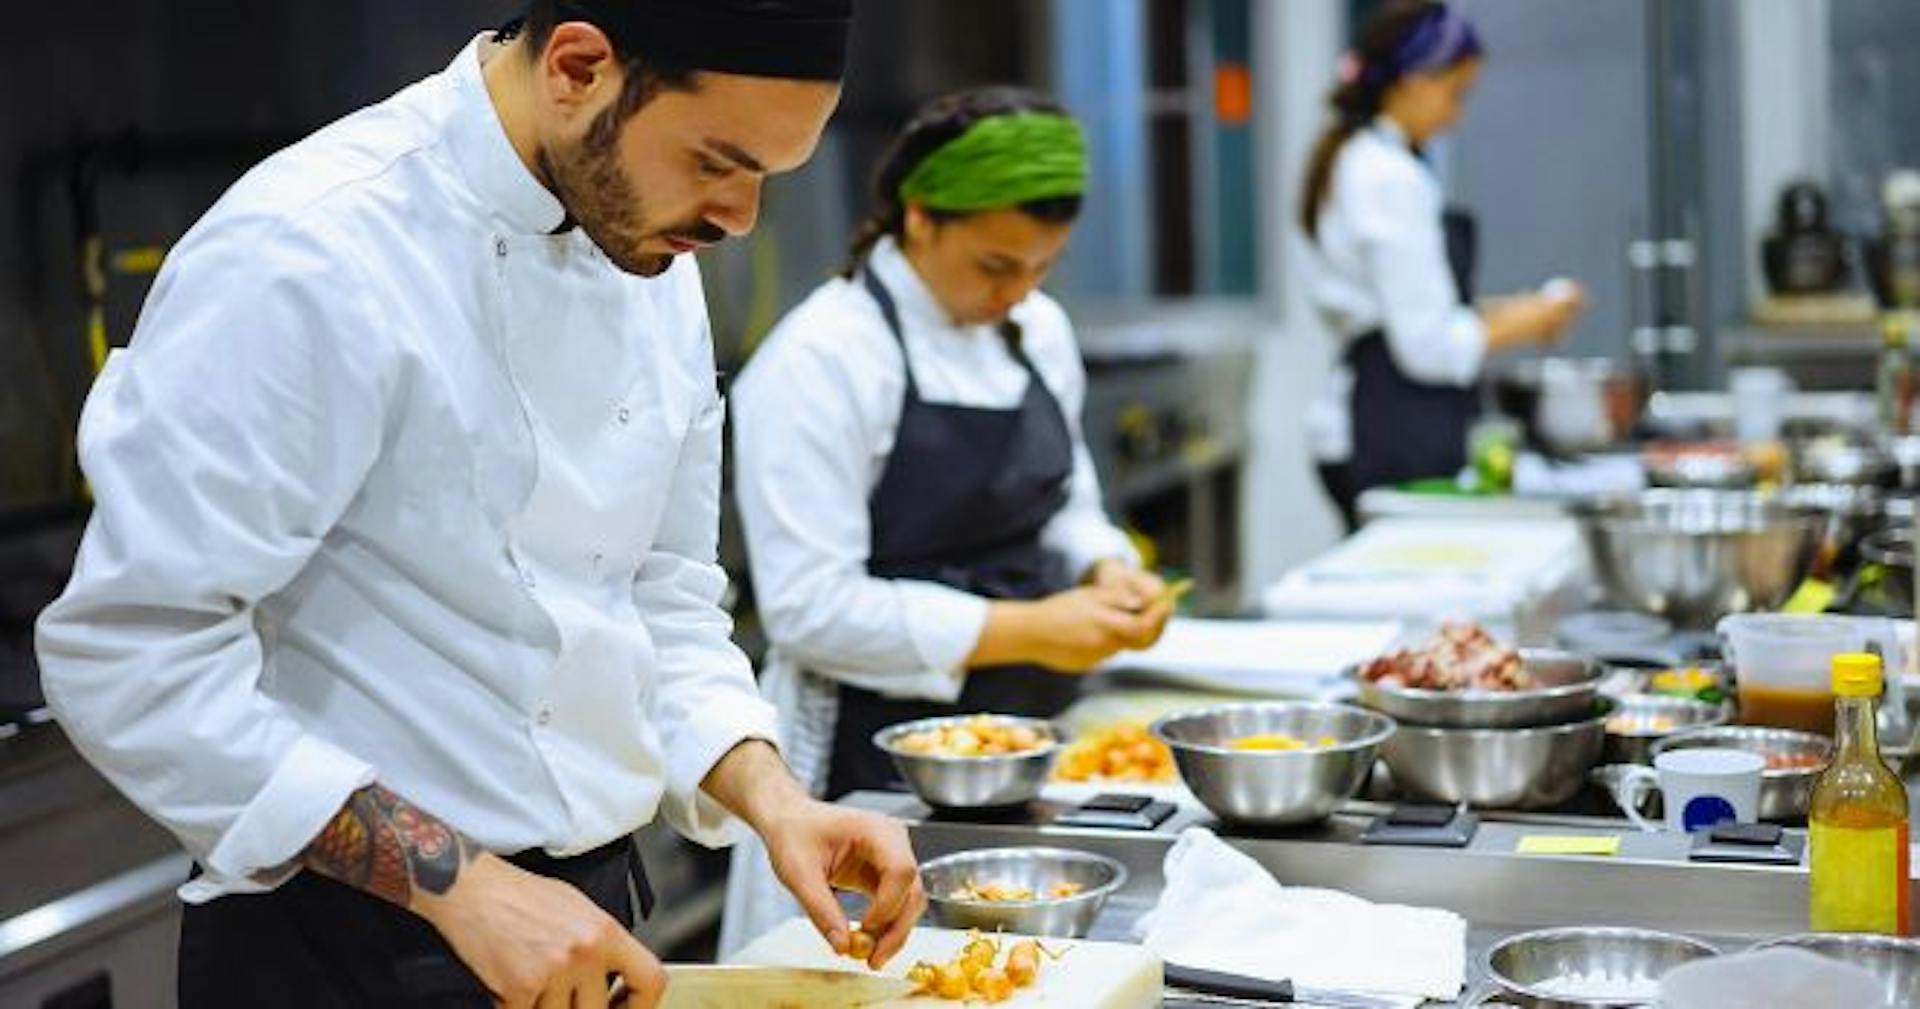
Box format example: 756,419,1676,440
494,237,509,257
616,407,631,425
535,707,552,727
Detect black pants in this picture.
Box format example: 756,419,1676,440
177,837,649,1008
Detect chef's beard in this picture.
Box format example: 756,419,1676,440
539,104,720,278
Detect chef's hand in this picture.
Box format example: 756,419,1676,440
700,741,925,970
1087,560,1175,649
1481,282,1585,352
415,852,664,1009
975,587,1166,671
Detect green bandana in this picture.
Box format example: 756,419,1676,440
896,113,1088,212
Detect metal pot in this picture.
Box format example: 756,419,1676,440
1350,650,1604,729
1379,702,1609,809
1483,927,1720,1008
1153,702,1394,826
1572,490,1823,628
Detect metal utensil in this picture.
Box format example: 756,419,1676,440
1752,932,1920,1008
1163,962,1408,1008
1153,702,1395,826
1482,926,1720,1008
654,965,917,1009
1351,650,1605,729
1572,490,1823,627
1380,703,1609,809
1601,695,1730,765
1651,726,1831,821
872,714,1061,809
919,847,1125,938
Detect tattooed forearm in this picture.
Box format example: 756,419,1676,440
302,784,478,907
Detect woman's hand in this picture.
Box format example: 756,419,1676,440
970,584,1170,672
1481,280,1585,353
1085,558,1165,611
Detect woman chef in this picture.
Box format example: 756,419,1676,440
720,87,1171,951
1302,0,1586,528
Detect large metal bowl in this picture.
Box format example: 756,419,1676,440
1351,649,1605,729
1380,703,1609,809
1602,694,1730,765
1753,933,1920,1008
1652,726,1831,821
1484,927,1720,1008
1572,490,1823,628
919,847,1126,938
873,715,1061,809
1152,702,1394,826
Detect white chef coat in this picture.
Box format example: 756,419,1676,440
1303,118,1487,464
34,37,778,904
717,236,1135,954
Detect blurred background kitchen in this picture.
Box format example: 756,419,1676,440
4,1,1919,1004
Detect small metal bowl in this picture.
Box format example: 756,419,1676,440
1351,649,1605,729
1380,702,1610,810
1152,702,1394,826
1753,933,1920,1008
1484,927,1720,1008
1652,726,1832,821
919,847,1126,938
1602,695,1730,765
873,715,1061,809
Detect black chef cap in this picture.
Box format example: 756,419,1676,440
557,0,853,82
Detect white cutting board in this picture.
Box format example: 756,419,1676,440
730,919,1162,1008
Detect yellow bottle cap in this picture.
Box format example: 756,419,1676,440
1832,652,1884,697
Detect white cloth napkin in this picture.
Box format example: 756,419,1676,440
1133,828,1465,1005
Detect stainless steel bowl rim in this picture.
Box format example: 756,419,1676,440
919,847,1128,909
1150,701,1396,756
1602,697,1729,739
1348,650,1604,706
1652,725,1832,778
1483,926,1723,1001
872,714,1065,761
1389,701,1615,740
1753,931,1920,954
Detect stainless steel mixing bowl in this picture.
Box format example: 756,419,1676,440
1483,927,1720,1008
1753,933,1920,1009
1572,490,1823,627
1351,649,1604,729
1380,703,1609,809
919,847,1126,938
1601,694,1730,765
1152,702,1394,826
873,714,1060,809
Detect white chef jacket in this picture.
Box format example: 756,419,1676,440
717,236,1135,954
34,37,778,904
1303,118,1487,464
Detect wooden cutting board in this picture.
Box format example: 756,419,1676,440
730,919,1163,1008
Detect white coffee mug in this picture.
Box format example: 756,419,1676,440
1614,748,1764,833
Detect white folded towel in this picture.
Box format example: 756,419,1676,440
1134,828,1466,1004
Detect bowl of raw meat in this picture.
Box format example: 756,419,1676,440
1350,623,1605,729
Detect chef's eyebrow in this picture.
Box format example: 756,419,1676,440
703,138,765,174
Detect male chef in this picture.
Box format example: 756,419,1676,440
35,2,924,1006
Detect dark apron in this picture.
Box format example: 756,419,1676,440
821,270,1081,801
1341,207,1482,499
177,836,653,1008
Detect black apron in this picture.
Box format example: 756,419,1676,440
822,270,1081,801
177,836,653,1008
1341,207,1482,499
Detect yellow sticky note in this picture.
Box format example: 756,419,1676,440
1517,835,1621,857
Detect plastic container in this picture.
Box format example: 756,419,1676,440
1716,615,1903,735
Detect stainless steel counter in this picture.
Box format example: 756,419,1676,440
842,790,1859,1006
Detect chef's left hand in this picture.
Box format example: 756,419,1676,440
1087,560,1174,647
702,741,925,969
760,800,925,970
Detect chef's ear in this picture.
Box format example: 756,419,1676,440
536,20,619,116
902,202,937,250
